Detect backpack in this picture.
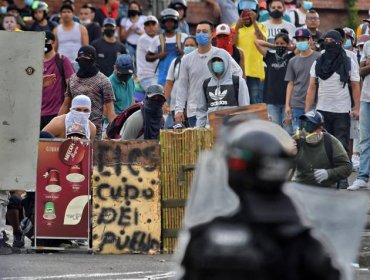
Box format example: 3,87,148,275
202,75,240,104
55,53,67,92
293,10,305,28
105,103,144,139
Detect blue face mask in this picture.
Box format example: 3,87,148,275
212,61,225,74
296,41,309,52
303,1,313,11
196,32,210,46
259,10,269,18
344,39,352,49
24,0,34,7
184,46,196,55
0,6,6,14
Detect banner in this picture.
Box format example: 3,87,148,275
35,139,91,240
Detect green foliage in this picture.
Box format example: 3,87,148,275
347,0,359,30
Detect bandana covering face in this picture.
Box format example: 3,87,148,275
216,35,234,55
65,95,92,139
141,97,164,139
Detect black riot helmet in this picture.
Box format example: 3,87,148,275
225,120,294,194
169,0,187,17
160,8,179,30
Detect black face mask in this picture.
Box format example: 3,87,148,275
76,58,99,78
324,42,341,54
44,43,53,54
128,9,140,17
142,98,164,140
104,29,115,37
270,10,283,19
116,73,132,83
275,46,287,57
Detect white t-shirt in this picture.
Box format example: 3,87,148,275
136,33,158,80
361,41,370,102
148,32,188,54
310,59,360,113
288,9,306,27
262,20,296,43
120,15,146,46
166,58,182,110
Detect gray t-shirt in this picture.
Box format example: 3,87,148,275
361,41,370,102
262,20,296,43
120,110,143,140
285,51,321,108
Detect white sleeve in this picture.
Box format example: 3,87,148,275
166,60,176,81
195,83,208,128
237,77,250,106
350,58,361,82
310,61,317,78
148,36,159,54
175,57,190,114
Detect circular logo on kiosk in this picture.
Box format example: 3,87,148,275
59,139,86,166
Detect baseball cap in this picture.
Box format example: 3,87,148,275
115,54,134,74
103,17,116,27
216,24,231,36
293,28,311,39
144,15,158,25
357,34,370,47
76,45,96,61
299,110,324,125
146,84,166,99
66,123,87,137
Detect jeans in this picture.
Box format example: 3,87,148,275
164,111,175,129
267,104,292,134
358,102,370,181
318,110,350,153
187,116,196,128
291,107,305,134
246,77,262,104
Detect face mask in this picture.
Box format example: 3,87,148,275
303,1,313,11
196,32,210,46
184,46,196,55
0,6,7,14
80,19,91,25
275,46,287,56
344,39,352,49
44,43,53,54
117,73,132,83
324,41,341,53
270,10,283,19
212,61,225,74
259,10,269,18
24,0,33,6
104,29,115,37
77,58,94,70
304,131,323,144
296,41,309,52
69,109,91,124
128,9,140,17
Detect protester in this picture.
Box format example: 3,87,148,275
136,15,159,91
58,45,116,140
29,1,56,32
356,9,370,38
215,23,245,76
79,4,102,43
348,40,370,190
1,13,21,31
119,0,145,58
91,17,127,77
285,28,320,132
179,119,341,279
234,0,267,104
43,95,96,141
263,0,296,42
53,4,89,63
94,0,120,27
120,84,166,140
109,54,135,115
292,110,352,188
41,31,75,130
196,49,250,128
343,27,356,52
164,36,198,128
255,30,295,131
288,0,312,28
175,20,243,127
169,0,189,34
146,8,187,86
305,9,322,51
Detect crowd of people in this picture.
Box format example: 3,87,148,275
1,0,370,254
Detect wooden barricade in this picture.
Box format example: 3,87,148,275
160,129,214,253
91,140,161,254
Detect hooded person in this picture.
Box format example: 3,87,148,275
42,95,96,142
177,119,341,280
196,49,250,128
75,45,100,79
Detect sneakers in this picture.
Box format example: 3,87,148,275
352,154,360,171
347,179,368,191
12,231,25,248
0,238,13,255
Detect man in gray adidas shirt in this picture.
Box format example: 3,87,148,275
175,20,244,127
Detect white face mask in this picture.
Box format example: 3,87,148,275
80,19,92,25
69,109,90,124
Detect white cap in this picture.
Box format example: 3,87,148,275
216,23,231,36
144,15,159,24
